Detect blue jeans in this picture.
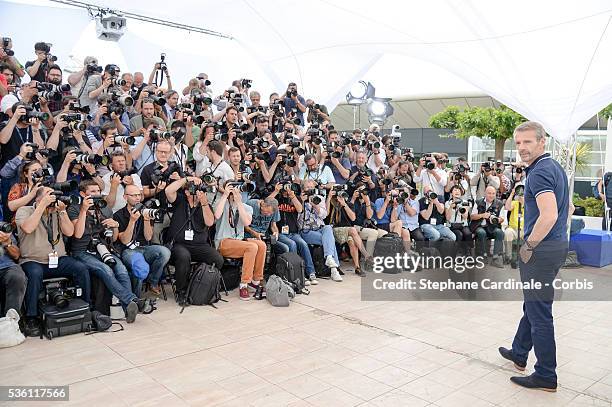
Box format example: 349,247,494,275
73,252,136,308
511,246,566,382
22,257,91,317
420,224,456,241
301,225,339,267
122,245,171,297
279,233,314,276
475,227,504,256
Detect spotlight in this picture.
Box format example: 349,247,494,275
367,97,394,125
346,81,375,105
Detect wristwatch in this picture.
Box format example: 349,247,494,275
524,240,536,251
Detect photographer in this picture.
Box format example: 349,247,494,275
349,184,388,257
282,82,306,125
55,149,103,192
503,184,525,264
373,180,403,233
115,184,171,297
0,64,17,98
0,38,25,81
298,154,335,196
470,162,501,200
444,185,473,253
469,186,505,267
366,135,386,174
390,188,424,252
68,56,97,98
445,161,471,201
306,99,330,124
205,140,235,188
81,64,123,115
419,186,456,243
129,98,166,140
165,176,224,306
44,64,71,114
102,151,143,213
68,180,140,323
7,159,43,218
389,159,415,187
299,179,342,282
326,187,371,276
25,42,56,82
89,95,130,137
214,181,267,301
94,123,133,171
0,228,26,318
414,153,448,200
193,122,214,176
244,197,290,254
322,131,351,184
130,118,162,172
0,99,46,169
16,187,90,337
348,151,378,200
163,90,179,121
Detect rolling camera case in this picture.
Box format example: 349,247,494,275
39,299,92,340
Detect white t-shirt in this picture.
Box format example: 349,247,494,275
102,172,143,213
414,168,448,197
367,149,387,173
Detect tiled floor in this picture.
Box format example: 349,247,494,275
1,265,612,407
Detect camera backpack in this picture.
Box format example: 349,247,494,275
220,260,241,291
182,263,223,313
373,232,405,274
309,245,331,278
39,298,92,340
275,252,308,294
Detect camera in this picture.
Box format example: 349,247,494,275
149,94,166,106
86,62,103,74
514,184,525,197
150,162,182,185
24,143,50,160
241,78,252,88
110,77,126,87
90,237,116,266
110,91,134,107
279,180,301,193
357,168,374,179
63,113,88,131
201,169,219,186
158,53,167,72
106,64,121,77
42,278,81,309
50,180,78,193
422,155,436,170
36,82,71,101
89,195,108,209
74,152,108,166
482,162,492,172
18,105,50,122
131,202,164,222
425,191,438,201
111,135,135,146
304,189,324,205
193,93,212,106
226,181,255,193
51,192,82,206
0,221,13,233
2,37,13,56
286,89,298,98
115,168,137,179
149,129,172,142
452,198,470,214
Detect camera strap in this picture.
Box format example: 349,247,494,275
41,211,61,250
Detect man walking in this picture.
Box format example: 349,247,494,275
498,121,569,392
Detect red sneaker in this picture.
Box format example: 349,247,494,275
239,287,250,301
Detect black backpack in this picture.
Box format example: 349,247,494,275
309,245,330,278
275,252,309,295
373,232,405,274
182,263,223,313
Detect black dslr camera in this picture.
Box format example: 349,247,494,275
41,277,81,309
150,162,182,185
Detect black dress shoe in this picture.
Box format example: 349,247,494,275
510,373,557,392
24,318,41,337
355,268,366,277
498,347,526,371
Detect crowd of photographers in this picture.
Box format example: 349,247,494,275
0,38,527,337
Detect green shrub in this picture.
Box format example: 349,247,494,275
574,196,604,217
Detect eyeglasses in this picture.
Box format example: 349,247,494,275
125,193,142,197
157,150,171,155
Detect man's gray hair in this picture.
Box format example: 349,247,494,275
262,197,278,211
514,121,546,141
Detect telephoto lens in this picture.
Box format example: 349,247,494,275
0,221,13,233
112,135,136,145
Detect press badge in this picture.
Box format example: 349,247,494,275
185,229,194,241
48,251,59,268
430,218,437,226
281,225,289,234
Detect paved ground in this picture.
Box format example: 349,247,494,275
1,264,612,407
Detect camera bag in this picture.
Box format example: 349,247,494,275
373,232,404,274
181,263,222,313
309,245,331,278
265,275,294,307
39,298,92,340
275,252,307,293
220,260,241,291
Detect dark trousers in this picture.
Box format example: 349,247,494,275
170,242,224,293
0,265,27,316
475,226,504,256
21,257,91,317
511,247,566,382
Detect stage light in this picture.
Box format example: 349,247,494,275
346,80,375,105
367,97,394,125
369,100,386,115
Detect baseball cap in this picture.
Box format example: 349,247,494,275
1,94,18,114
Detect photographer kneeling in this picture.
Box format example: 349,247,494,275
165,176,224,306
445,185,474,255
469,186,505,267
215,181,266,301
68,180,140,323
16,187,91,337
114,184,171,297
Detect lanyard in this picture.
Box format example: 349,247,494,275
41,211,61,250
227,204,239,238
17,126,32,144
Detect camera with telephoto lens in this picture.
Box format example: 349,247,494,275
450,172,462,182
368,140,381,150
150,162,182,185
50,191,82,206
149,94,166,106
279,179,301,193
486,206,501,226
193,93,212,106
421,154,436,170
18,104,50,122
226,181,255,193
514,184,525,197
304,189,324,205
90,236,115,266
110,91,134,107
357,168,374,180
201,168,219,186
149,129,172,143
131,202,164,222
332,185,349,200
456,163,468,173
72,150,108,166
63,113,88,131
36,82,71,101
111,135,135,146
270,100,284,115
425,191,438,201
49,180,78,193
115,168,137,179
87,195,108,209
0,221,13,233
482,161,493,173
286,89,297,98
106,64,120,77
42,278,81,309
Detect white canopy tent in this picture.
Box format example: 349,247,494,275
2,0,612,143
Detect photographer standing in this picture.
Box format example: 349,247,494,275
25,42,56,82
470,162,501,200
16,187,90,337
81,64,122,115
68,180,140,323
503,184,525,264
414,154,448,200
469,185,505,267
115,184,171,297
282,82,306,125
